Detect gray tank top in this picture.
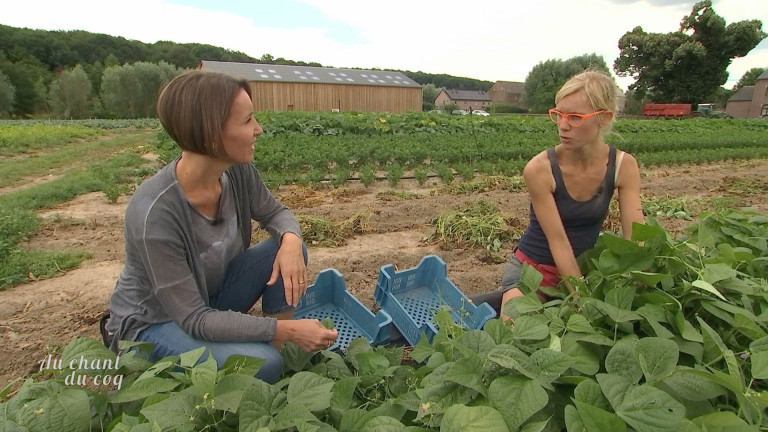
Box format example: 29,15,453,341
517,146,617,264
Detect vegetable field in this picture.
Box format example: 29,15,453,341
1,114,768,431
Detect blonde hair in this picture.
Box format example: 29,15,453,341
556,69,619,133
156,70,252,158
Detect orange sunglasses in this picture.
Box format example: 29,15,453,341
548,109,607,127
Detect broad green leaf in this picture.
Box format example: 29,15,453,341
287,371,335,412
272,401,317,431
566,314,594,333
605,286,635,311
690,411,758,432
455,330,496,359
415,381,475,411
178,346,206,368
573,379,610,411
701,263,737,284
15,387,90,432
583,298,641,323
691,279,727,301
482,318,514,345
663,369,727,401
631,271,673,289
697,317,728,361
615,385,685,432
134,360,175,383
750,351,768,379
440,404,508,432
409,333,436,363
60,337,120,376
572,333,615,346
212,374,258,413
513,315,550,341
596,373,631,410
240,380,286,427
110,377,181,403
220,354,266,377
140,390,198,432
564,404,585,432
749,335,768,352
574,399,627,432
330,377,359,411
508,293,544,316
487,345,539,380
561,334,600,375
677,313,703,343
635,337,678,383
530,349,573,383
605,339,642,384
445,356,487,397
281,341,315,372
190,353,217,395
355,352,390,376
519,263,544,295
489,375,548,431
734,313,767,340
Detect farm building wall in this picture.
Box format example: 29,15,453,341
249,81,421,113
750,79,768,118
727,100,752,118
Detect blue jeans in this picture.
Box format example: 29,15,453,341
136,238,308,383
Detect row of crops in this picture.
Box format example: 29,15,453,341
4,209,768,431
2,113,768,431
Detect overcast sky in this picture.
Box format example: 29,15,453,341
2,0,766,91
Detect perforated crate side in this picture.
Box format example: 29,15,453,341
377,255,449,295
374,286,438,346
376,255,496,338
295,269,393,349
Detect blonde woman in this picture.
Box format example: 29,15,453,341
500,69,644,314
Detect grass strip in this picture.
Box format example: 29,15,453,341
0,151,156,290
0,130,155,189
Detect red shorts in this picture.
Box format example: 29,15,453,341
515,248,561,287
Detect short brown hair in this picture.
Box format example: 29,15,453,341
156,70,252,157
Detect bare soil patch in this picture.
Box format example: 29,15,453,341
2,159,768,386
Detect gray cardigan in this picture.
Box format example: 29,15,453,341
105,160,301,352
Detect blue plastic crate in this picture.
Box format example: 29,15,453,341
294,269,393,350
374,255,496,346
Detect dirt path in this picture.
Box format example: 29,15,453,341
2,158,768,387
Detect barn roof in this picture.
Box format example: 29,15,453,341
729,86,754,102
492,81,525,93
443,89,491,101
200,60,421,88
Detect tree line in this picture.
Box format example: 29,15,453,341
0,24,493,119
0,1,764,118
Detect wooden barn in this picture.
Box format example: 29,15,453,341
200,60,422,113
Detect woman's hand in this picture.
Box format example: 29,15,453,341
272,319,339,351
268,232,307,307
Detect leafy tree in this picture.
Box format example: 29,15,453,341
622,89,648,116
523,53,611,114
0,56,51,116
733,67,766,91
100,61,180,118
49,65,93,119
614,1,766,103
0,71,15,116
